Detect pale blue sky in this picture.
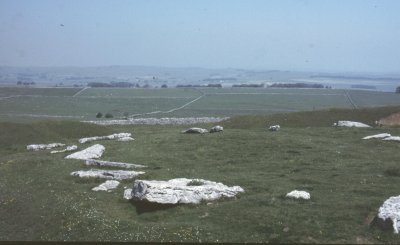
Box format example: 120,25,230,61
0,0,399,73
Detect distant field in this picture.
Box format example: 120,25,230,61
0,87,399,122
0,87,81,97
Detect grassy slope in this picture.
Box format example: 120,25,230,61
1,107,400,242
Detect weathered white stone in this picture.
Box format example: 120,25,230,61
334,121,371,128
50,145,78,154
383,136,400,142
85,159,146,169
117,136,134,142
65,144,105,160
210,125,223,133
79,133,132,144
376,195,400,233
27,143,65,151
182,128,208,134
362,133,391,140
124,188,133,200
92,180,120,191
71,169,145,180
124,178,244,204
269,125,281,131
286,190,310,200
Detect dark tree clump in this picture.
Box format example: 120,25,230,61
105,113,114,118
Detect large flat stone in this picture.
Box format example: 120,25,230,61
65,144,105,160
124,178,244,204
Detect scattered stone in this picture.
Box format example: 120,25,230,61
375,195,400,233
123,178,244,204
383,136,400,142
210,125,223,133
85,159,146,169
333,121,371,128
83,117,229,126
92,180,120,191
65,144,105,160
182,127,208,134
71,169,145,180
50,145,78,154
363,133,391,140
27,143,65,151
79,133,133,144
269,125,281,131
286,190,310,200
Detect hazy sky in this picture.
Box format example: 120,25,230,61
0,0,399,73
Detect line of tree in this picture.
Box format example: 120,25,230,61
17,81,36,86
268,83,326,88
232,84,264,88
88,82,144,88
176,84,222,88
396,86,400,93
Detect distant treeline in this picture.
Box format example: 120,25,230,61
88,82,148,88
16,81,36,86
351,84,376,90
268,83,327,88
176,84,222,88
232,84,264,88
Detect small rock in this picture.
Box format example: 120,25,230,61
117,136,134,142
334,121,371,128
269,125,280,131
363,133,391,140
92,180,120,191
50,145,78,154
27,143,65,151
286,190,310,200
382,136,400,142
182,127,208,134
210,125,223,133
79,133,132,144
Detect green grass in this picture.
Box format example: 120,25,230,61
1,107,400,242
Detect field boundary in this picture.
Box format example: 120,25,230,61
72,87,89,97
344,90,358,109
130,89,205,117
